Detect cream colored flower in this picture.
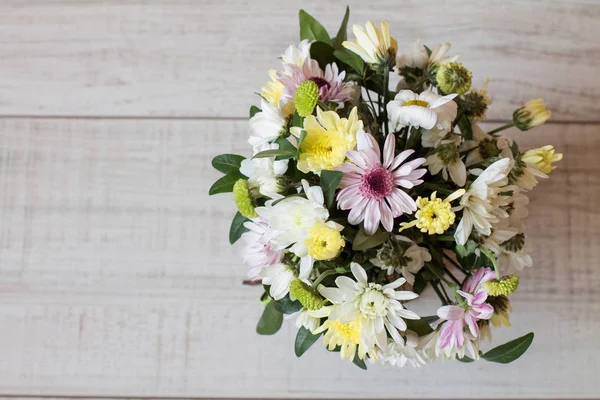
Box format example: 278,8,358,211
343,21,397,66
521,145,562,174
513,99,551,130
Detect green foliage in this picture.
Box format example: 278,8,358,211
249,105,261,118
333,48,366,74
211,154,246,174
209,173,242,195
310,42,336,70
455,240,479,258
352,227,389,251
294,327,321,357
320,170,344,208
424,44,432,57
253,148,297,160
352,353,368,370
405,319,433,336
296,130,308,156
456,355,476,363
292,111,304,128
229,211,249,244
481,332,534,363
299,9,332,45
273,295,303,314
256,301,284,335
333,6,350,49
458,114,474,140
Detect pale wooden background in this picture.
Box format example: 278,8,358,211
0,1,599,399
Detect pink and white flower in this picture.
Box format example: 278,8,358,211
241,218,283,280
278,59,355,105
336,131,426,234
437,268,495,350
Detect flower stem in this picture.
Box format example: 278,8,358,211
442,252,470,276
431,283,449,305
425,264,454,287
479,247,501,279
382,65,390,137
487,122,515,135
312,267,345,288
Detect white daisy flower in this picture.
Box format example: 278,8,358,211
241,218,283,280
509,156,548,191
498,233,533,272
281,39,312,67
343,21,398,66
505,192,529,231
318,262,420,351
461,123,513,166
424,142,467,186
387,90,457,131
261,258,312,301
377,331,427,367
239,142,289,200
248,99,287,148
454,158,512,245
428,42,459,65
419,329,480,362
370,235,432,285
396,40,428,69
290,307,327,333
255,179,328,258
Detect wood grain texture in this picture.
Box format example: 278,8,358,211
0,118,598,398
0,0,598,120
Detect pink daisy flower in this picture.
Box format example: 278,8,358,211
335,131,427,235
241,218,283,280
437,267,496,350
278,58,355,104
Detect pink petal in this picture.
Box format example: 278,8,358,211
380,201,394,232
390,149,415,170
437,305,464,321
363,200,382,235
383,133,396,168
347,196,369,224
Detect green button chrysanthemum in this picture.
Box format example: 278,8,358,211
436,62,472,95
232,179,257,219
483,274,520,296
294,80,319,117
289,278,324,310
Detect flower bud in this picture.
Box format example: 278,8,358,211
435,62,472,95
513,99,551,130
294,80,319,117
483,275,520,296
289,279,324,310
232,179,257,218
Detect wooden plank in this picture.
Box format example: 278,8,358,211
0,118,599,398
0,0,598,120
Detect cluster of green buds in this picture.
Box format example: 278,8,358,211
483,274,520,296
290,278,324,310
232,179,258,218
435,62,473,95
294,80,320,117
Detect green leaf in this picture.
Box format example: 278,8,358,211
299,9,332,45
352,354,367,370
273,295,303,314
510,140,520,157
292,111,304,128
310,41,336,70
208,173,240,195
482,332,535,364
334,49,365,74
229,211,249,244
295,327,321,357
405,319,433,336
211,154,246,174
297,130,308,156
458,114,473,140
333,6,350,49
352,227,389,251
256,301,284,335
320,170,344,208
413,271,427,294
253,148,297,160
275,137,298,159
249,105,261,118
424,45,432,57
455,240,478,258
457,355,476,363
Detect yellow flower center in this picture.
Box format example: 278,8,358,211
330,318,362,344
404,99,430,108
305,221,345,260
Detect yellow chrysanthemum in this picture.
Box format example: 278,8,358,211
261,69,294,117
305,221,345,260
513,99,551,130
295,107,362,174
483,275,520,296
232,179,257,218
399,189,465,235
316,317,363,361
521,145,563,174
343,21,398,67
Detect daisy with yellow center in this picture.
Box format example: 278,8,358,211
315,316,365,361
399,189,465,235
343,21,397,67
305,221,345,260
292,107,362,174
521,145,563,174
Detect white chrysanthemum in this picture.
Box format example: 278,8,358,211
290,307,327,333
454,158,512,245
377,331,427,367
480,224,519,256
261,259,313,301
498,233,533,272
461,123,513,166
505,192,529,231
240,142,289,200
281,39,312,67
318,262,420,351
420,98,458,149
370,235,431,285
241,218,283,280
428,42,459,65
248,99,287,148
509,156,548,191
343,21,398,65
255,179,328,258
396,40,428,69
387,90,457,131
419,329,480,362
424,142,467,187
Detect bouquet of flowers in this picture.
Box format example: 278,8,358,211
209,8,562,368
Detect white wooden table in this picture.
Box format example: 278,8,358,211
0,1,599,399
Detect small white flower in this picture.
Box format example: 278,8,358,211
370,235,431,285
248,99,287,148
461,123,513,166
396,40,428,69
428,42,459,65
454,158,512,245
387,90,457,131
498,233,533,272
261,263,296,300
510,156,548,191
378,331,427,367
281,39,312,67
419,329,480,362
241,218,283,280
290,307,326,333
240,142,289,200
424,142,467,187
318,262,420,351
505,192,529,231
